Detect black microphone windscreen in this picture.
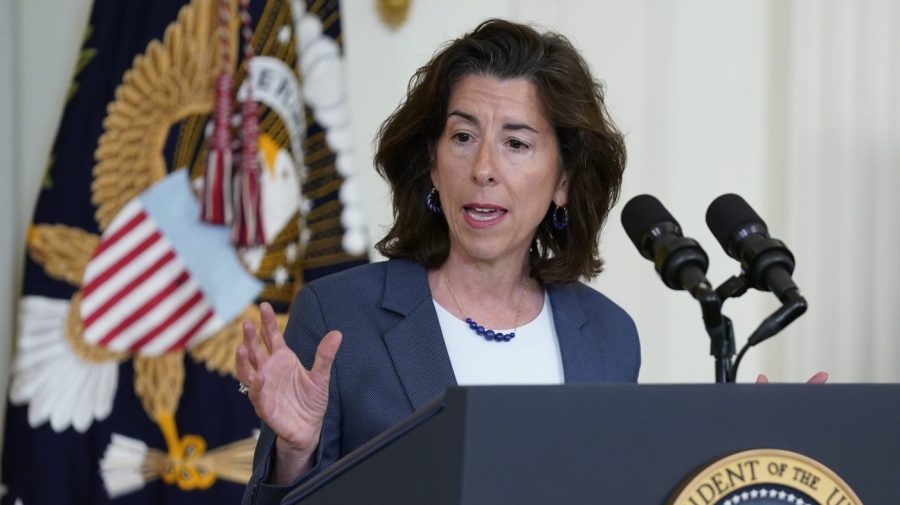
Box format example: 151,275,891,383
705,193,767,251
621,194,678,251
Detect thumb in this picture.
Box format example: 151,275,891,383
755,374,769,384
310,330,343,387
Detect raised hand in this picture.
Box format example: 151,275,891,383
235,302,342,484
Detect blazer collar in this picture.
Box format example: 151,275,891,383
381,259,457,411
547,283,605,383
382,258,431,315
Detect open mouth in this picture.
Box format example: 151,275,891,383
465,206,507,221
463,204,507,227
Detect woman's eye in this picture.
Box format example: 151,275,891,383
452,132,472,143
508,139,529,150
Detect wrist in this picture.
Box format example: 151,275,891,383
271,436,316,485
275,435,315,460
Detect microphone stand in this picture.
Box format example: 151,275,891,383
714,275,808,382
683,275,735,383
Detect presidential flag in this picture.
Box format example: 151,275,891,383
2,0,367,503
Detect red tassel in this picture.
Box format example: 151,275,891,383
201,0,234,225
232,97,265,246
231,0,265,246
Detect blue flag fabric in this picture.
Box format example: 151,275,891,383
2,0,366,503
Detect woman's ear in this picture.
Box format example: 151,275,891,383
553,170,569,207
428,141,439,190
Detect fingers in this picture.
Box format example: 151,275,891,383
259,302,286,353
242,319,266,369
310,330,343,388
236,352,268,415
235,345,255,385
235,345,263,401
237,301,342,395
806,371,829,384
755,371,829,384
235,344,268,413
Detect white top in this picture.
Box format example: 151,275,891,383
433,292,564,385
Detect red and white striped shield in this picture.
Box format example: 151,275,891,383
80,170,262,356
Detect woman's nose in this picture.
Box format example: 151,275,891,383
471,142,496,185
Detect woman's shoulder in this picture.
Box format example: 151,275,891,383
549,280,640,381
547,281,637,335
550,281,631,315
305,260,388,289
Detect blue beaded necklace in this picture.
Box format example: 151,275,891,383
443,271,525,343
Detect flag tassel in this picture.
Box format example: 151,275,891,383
231,99,265,246
231,0,265,246
200,0,235,225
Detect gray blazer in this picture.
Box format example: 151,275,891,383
243,258,640,504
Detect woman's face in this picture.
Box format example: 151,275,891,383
432,74,567,268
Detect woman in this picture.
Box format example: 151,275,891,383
237,19,639,504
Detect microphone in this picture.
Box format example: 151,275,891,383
623,194,736,382
621,195,712,297
705,194,800,303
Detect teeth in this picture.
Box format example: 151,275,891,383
466,208,503,221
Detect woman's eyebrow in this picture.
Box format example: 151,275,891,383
447,110,538,133
502,122,538,133
447,110,478,125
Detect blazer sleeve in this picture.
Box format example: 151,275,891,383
241,286,343,505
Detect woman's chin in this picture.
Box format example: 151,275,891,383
449,240,528,267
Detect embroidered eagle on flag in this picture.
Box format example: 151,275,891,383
2,0,367,503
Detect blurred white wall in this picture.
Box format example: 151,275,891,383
3,0,898,395
0,0,18,431
1,0,93,442
779,0,900,381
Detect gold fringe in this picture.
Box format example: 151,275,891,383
303,130,325,146
258,285,295,304
305,216,340,234
134,352,185,419
308,0,327,16
304,178,344,200
200,435,258,483
303,235,343,254
321,9,339,32
302,251,366,270
306,199,341,219
303,143,336,167
26,224,99,286
65,291,128,363
141,434,258,486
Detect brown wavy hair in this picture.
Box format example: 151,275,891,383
374,19,626,283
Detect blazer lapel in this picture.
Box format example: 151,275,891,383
381,260,457,411
548,283,607,383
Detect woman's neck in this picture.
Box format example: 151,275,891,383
428,250,544,330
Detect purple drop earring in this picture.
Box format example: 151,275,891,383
551,204,568,230
426,187,442,214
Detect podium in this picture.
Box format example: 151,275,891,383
283,385,899,504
